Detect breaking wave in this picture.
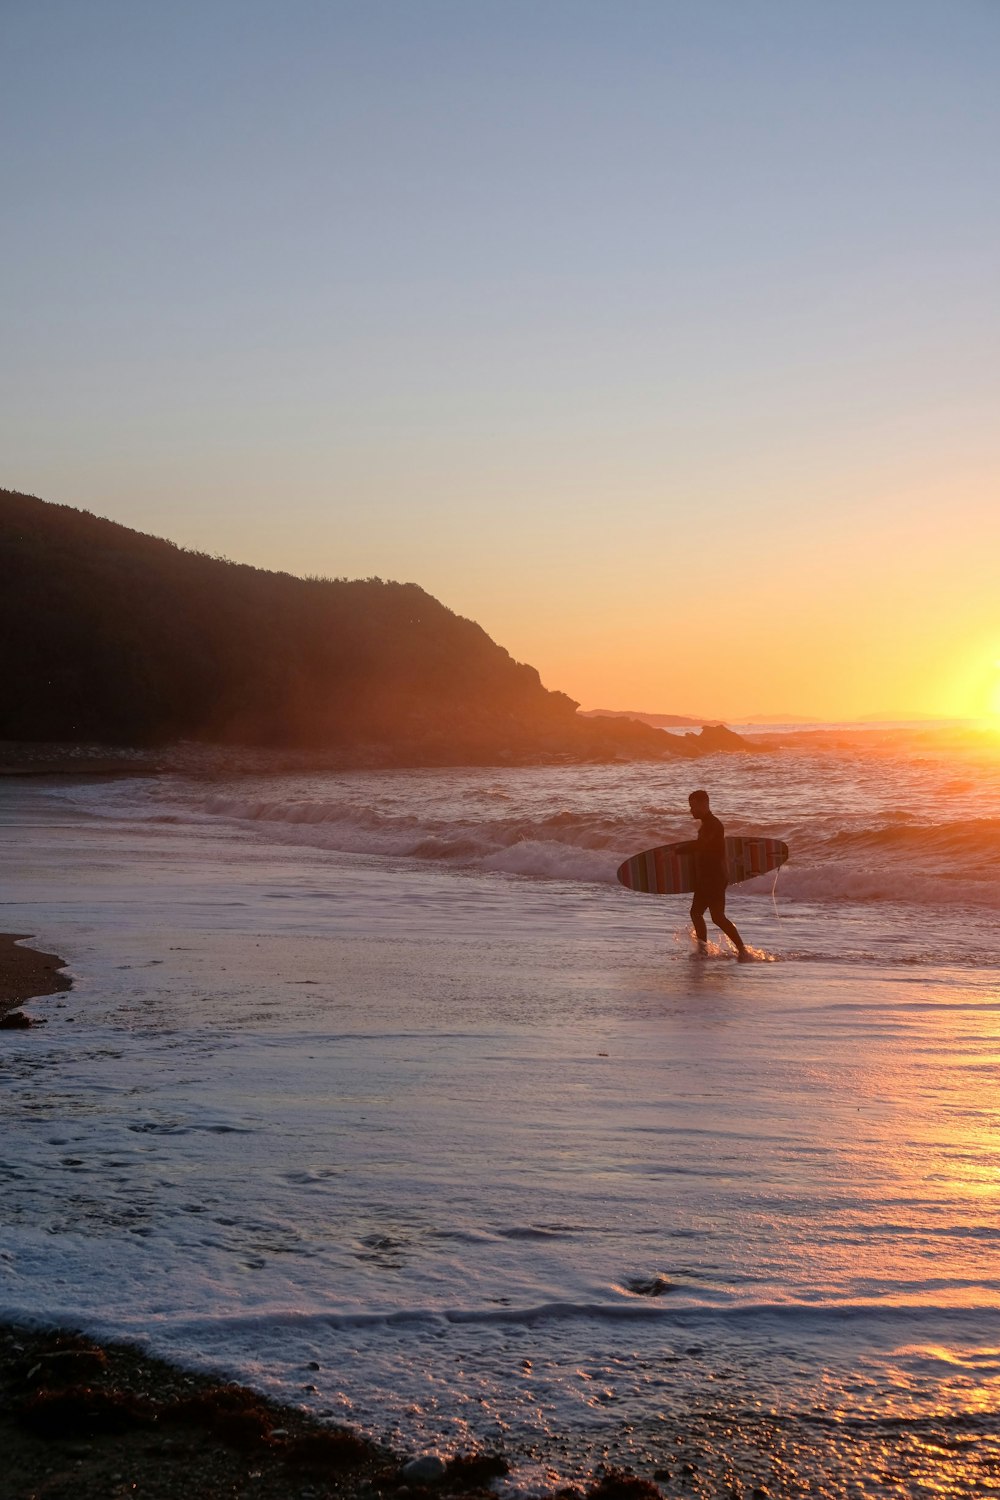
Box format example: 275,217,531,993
820,817,1000,865
176,794,1000,907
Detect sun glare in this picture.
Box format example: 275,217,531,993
943,647,1000,726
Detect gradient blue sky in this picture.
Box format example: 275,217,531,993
4,1,999,718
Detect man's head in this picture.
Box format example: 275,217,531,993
688,789,710,820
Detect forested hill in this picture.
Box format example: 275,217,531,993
1,489,674,765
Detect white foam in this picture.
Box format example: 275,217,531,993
52,755,1000,914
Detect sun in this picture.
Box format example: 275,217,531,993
940,646,1000,725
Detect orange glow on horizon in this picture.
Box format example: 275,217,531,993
510,597,1000,726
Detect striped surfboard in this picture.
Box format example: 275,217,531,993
616,836,789,895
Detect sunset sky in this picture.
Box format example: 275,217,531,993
3,2,999,722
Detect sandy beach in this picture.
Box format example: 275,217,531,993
0,932,72,1025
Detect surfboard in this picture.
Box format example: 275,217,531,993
616,836,789,895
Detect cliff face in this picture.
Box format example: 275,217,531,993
2,490,673,764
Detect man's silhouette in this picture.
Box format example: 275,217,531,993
683,789,749,959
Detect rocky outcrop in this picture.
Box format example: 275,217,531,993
676,723,755,755
1,491,681,764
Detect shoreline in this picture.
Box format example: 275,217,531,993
0,1322,518,1500
0,932,499,1499
5,1323,995,1500
0,936,517,1499
0,932,72,1026
0,930,675,1498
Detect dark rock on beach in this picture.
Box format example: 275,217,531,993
588,1470,665,1500
0,1009,38,1028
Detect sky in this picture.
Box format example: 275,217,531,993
3,1,999,721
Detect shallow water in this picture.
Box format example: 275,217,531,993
2,746,1000,1490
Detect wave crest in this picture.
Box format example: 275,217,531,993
144,790,1000,907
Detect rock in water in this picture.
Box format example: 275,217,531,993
401,1454,448,1484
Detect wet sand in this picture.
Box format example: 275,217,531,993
0,1323,517,1500
3,1320,997,1499
0,933,72,1025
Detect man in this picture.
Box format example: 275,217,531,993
683,789,749,960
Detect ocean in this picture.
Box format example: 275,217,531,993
3,735,1000,1493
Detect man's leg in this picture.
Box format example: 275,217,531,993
690,895,709,945
708,897,747,956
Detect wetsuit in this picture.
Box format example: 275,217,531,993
687,811,745,952
691,810,728,914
